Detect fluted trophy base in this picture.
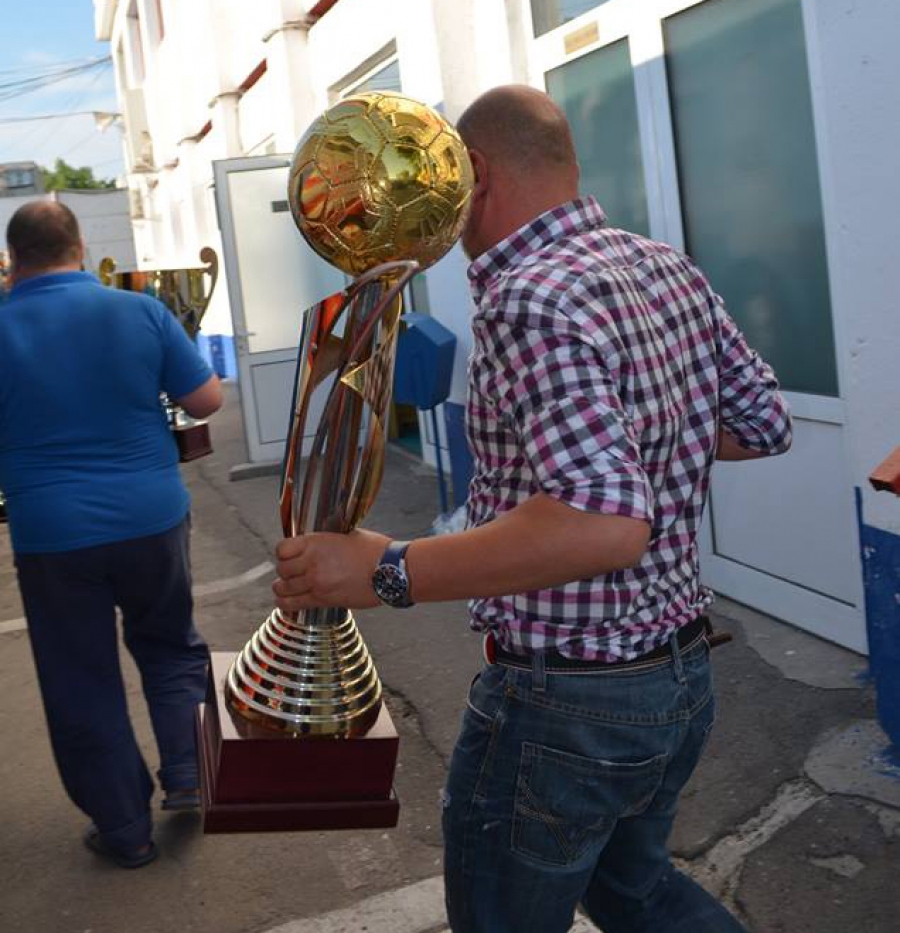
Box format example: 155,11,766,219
224,607,384,737
196,652,399,833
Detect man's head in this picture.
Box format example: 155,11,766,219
6,201,84,281
456,85,580,260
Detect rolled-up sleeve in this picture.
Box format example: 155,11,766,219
500,329,654,521
714,296,792,454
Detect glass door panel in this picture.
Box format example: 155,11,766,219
664,0,838,396
546,38,649,236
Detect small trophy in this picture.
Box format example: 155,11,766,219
196,91,473,833
99,249,219,461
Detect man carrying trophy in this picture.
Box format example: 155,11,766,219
273,86,792,932
0,201,222,868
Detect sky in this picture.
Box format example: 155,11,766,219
0,0,123,182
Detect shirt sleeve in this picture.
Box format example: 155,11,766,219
498,326,655,522
155,300,215,399
713,293,792,454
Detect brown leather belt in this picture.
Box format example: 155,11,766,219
484,615,711,673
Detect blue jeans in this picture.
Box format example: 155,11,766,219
15,517,209,853
442,635,747,932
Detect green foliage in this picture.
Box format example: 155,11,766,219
40,158,116,192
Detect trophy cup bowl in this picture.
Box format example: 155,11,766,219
99,248,219,341
196,91,473,832
99,250,219,461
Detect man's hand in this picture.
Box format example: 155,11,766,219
272,528,391,613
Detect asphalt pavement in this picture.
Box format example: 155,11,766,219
1,383,898,933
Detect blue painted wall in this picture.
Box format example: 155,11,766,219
857,488,900,755
443,401,473,510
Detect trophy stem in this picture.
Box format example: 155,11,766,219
226,261,418,737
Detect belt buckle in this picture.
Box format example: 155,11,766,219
483,631,497,665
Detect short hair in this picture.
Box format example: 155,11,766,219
6,201,82,270
456,85,577,174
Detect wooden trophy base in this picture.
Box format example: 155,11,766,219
174,421,213,462
196,652,400,833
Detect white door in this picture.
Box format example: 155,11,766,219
529,0,866,651
213,156,344,464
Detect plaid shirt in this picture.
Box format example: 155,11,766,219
465,197,792,660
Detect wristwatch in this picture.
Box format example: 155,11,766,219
372,540,414,608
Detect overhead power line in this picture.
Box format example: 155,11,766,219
0,56,109,76
0,56,112,105
0,110,116,125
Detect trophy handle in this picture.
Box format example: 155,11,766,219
98,257,116,286
198,247,219,315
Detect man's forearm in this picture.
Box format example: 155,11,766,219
272,494,651,612
406,493,650,603
716,429,769,461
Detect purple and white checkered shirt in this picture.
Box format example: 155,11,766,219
465,197,791,660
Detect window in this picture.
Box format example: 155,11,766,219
531,1,612,37
6,169,34,189
664,0,837,396
332,43,402,102
345,59,401,96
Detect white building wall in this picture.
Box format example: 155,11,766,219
95,0,520,399
802,0,900,534
0,194,52,245
55,189,137,272
0,189,135,276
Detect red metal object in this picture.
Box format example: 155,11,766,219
308,0,342,22
239,59,267,94
869,447,900,495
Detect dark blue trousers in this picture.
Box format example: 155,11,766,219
15,516,209,852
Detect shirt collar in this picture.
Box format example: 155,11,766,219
467,196,607,300
9,270,96,298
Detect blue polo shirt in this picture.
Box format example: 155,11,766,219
0,271,214,553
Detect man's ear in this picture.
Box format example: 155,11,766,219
469,149,488,198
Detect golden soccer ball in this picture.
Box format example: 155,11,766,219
288,92,474,276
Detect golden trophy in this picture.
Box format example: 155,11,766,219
196,91,473,832
99,250,219,461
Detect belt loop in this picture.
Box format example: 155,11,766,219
531,651,547,693
670,627,686,685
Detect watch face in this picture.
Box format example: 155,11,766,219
373,564,409,606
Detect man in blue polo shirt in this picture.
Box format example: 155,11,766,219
0,201,223,868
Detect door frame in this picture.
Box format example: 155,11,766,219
213,154,295,465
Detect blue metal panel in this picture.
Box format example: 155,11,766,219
858,489,900,756
394,313,455,410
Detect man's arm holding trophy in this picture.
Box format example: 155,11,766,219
174,374,223,420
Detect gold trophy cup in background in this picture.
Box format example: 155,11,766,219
99,249,219,461
196,91,473,832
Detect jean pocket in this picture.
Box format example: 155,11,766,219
512,742,667,868
465,665,508,726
